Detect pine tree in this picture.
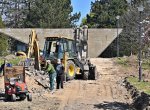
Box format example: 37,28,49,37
82,0,127,28
0,16,8,56
24,0,80,28
0,0,29,28
83,0,150,57
0,0,80,28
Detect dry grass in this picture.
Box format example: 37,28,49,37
115,56,150,94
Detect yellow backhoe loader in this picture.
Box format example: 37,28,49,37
16,30,40,70
41,26,97,80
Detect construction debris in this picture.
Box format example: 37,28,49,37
4,54,16,60
25,69,50,89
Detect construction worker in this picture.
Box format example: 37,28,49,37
56,59,64,89
45,60,56,91
0,64,4,76
0,60,12,76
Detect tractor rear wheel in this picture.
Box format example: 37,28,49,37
11,94,16,102
66,60,75,80
27,93,32,101
89,66,98,80
5,94,11,101
94,66,98,80
20,94,26,100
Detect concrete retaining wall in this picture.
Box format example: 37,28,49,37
0,28,122,58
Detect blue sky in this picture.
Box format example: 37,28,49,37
71,0,95,25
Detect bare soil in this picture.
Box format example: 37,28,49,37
0,58,133,110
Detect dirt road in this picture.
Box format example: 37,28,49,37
0,58,133,110
50,58,133,110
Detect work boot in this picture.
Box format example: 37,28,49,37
50,90,55,94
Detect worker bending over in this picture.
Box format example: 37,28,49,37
46,60,56,91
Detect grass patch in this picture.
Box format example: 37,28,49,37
127,77,150,95
115,57,129,67
0,59,4,65
116,56,150,94
142,59,150,70
115,56,150,70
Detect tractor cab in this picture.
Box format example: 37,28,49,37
43,37,76,61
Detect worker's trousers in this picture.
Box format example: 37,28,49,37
49,73,56,90
56,74,64,89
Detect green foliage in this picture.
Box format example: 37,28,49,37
115,57,129,67
142,58,150,70
0,57,22,66
115,56,150,71
0,59,3,65
82,0,130,56
0,16,8,56
8,57,22,66
115,56,137,68
27,0,78,28
0,0,80,28
127,77,150,95
84,0,150,57
82,0,127,28
0,0,28,28
119,0,150,56
0,34,8,56
0,17,4,28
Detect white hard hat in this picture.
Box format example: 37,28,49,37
57,59,61,64
47,60,51,63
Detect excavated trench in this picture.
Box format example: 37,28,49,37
124,77,150,110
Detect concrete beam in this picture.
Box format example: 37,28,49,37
0,28,122,58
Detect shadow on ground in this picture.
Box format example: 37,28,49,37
94,101,132,110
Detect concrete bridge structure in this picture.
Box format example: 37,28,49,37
0,28,122,58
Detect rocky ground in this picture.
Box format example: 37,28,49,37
0,58,134,110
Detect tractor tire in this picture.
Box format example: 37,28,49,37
66,60,76,80
89,66,98,80
5,95,11,101
94,66,98,80
83,71,89,80
27,93,32,101
20,95,26,100
11,94,16,102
